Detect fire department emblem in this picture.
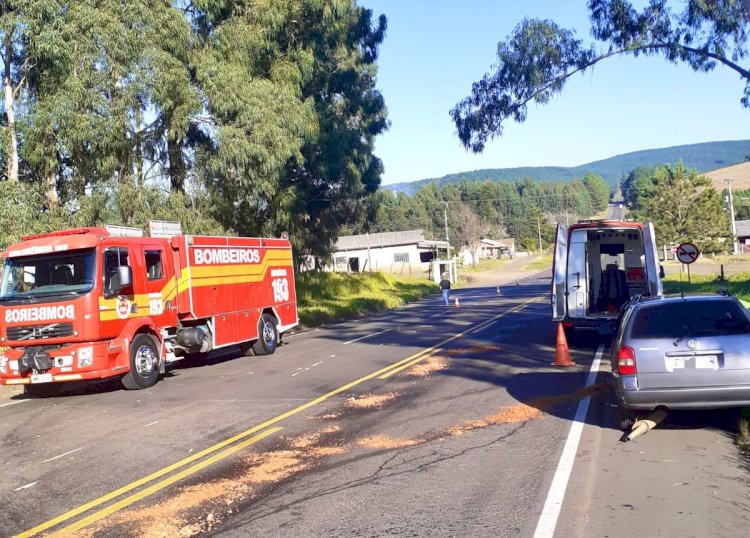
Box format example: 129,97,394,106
116,297,131,320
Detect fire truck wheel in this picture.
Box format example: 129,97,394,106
252,314,279,356
121,334,160,390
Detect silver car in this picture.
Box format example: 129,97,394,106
611,294,750,424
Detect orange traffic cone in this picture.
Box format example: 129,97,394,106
552,323,575,366
454,296,460,308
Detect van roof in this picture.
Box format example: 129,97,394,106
569,220,644,230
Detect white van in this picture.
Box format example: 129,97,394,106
552,220,663,339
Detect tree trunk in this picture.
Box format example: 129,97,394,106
167,121,186,193
134,102,143,185
3,35,19,182
45,170,58,211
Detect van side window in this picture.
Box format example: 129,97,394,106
103,248,130,290
145,251,164,281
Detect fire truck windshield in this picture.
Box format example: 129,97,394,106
0,249,96,304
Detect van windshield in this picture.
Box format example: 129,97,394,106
0,249,96,304
631,300,750,339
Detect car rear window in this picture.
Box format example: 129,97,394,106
631,300,750,339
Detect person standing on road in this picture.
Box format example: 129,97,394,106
439,274,451,306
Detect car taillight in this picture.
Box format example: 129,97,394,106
618,345,637,375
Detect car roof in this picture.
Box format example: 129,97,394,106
628,293,738,309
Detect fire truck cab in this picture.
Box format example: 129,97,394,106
552,220,662,339
0,222,298,393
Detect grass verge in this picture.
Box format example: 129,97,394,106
661,272,750,302
459,258,512,274
296,271,437,327
522,254,552,272
737,418,750,450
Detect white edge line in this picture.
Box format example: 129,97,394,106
42,447,84,463
0,399,29,408
14,481,38,492
145,421,159,427
533,344,604,538
342,329,391,345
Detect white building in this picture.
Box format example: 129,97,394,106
332,230,450,276
480,238,516,259
459,238,516,265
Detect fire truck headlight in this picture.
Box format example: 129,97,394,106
77,347,94,368
0,355,7,374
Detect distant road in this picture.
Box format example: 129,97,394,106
605,203,626,221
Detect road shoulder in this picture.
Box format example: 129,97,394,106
556,359,750,538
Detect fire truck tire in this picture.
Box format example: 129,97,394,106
121,334,160,390
252,314,279,356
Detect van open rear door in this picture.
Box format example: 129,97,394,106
552,224,568,321
643,221,663,297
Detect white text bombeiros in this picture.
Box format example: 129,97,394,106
193,248,261,265
5,305,75,324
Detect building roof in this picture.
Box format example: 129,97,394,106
418,239,450,249
736,220,750,238
480,238,515,249
335,229,448,251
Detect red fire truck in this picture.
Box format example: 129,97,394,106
0,222,298,393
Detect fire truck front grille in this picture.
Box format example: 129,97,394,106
6,323,75,341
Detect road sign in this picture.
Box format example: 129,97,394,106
676,242,700,264
670,246,679,254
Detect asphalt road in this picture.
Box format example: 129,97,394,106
1,270,749,537
605,204,626,221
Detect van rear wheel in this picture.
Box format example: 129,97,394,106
122,334,160,390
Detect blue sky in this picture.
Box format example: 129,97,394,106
360,1,750,185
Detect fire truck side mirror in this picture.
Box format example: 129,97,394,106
117,265,133,290
107,265,133,298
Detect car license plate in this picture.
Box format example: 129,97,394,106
30,373,53,384
695,355,718,369
671,356,718,370
672,357,688,369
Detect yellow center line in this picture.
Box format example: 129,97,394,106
49,427,283,537
379,295,543,379
17,293,544,537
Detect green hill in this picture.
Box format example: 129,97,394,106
384,140,750,195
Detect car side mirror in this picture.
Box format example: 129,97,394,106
659,265,665,279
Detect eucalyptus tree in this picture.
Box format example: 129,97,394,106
190,0,387,262
451,0,750,153
0,0,30,183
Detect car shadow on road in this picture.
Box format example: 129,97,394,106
426,330,749,445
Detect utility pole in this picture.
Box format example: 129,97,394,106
537,218,543,254
725,178,738,255
443,201,450,258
